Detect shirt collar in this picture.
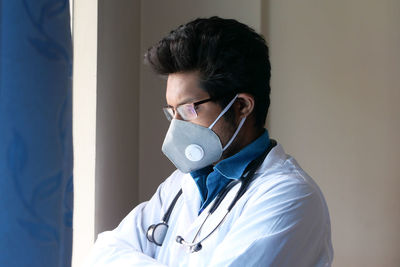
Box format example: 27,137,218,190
214,129,270,179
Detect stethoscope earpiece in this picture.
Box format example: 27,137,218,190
176,235,203,252
192,243,202,253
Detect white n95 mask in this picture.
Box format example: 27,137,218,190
162,94,246,173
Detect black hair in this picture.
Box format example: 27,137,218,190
145,16,271,128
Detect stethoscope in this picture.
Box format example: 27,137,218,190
147,139,277,253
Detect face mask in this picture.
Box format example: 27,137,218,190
162,94,246,173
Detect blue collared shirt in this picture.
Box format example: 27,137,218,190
190,129,270,213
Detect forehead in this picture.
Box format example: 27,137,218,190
166,72,209,106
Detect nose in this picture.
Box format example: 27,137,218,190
173,112,183,120
172,108,184,120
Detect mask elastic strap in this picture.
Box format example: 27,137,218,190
222,116,246,151
208,95,238,130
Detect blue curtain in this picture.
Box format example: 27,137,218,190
0,0,73,266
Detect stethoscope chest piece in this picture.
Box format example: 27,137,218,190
146,222,169,246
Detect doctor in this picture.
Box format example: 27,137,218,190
85,17,333,266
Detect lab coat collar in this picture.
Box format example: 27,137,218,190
214,129,270,180
255,142,287,175
180,172,202,220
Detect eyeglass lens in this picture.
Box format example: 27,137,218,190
163,97,219,121
163,104,198,121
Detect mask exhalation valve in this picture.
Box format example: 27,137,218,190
185,144,204,162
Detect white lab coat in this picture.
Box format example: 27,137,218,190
85,143,333,267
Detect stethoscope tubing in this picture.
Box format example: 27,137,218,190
147,139,277,252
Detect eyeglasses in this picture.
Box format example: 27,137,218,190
163,98,214,121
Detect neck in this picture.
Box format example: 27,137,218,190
220,121,264,162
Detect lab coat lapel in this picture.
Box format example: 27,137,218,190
179,174,213,242
193,182,241,241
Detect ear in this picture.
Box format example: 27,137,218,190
236,93,255,118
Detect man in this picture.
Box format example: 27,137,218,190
85,17,333,266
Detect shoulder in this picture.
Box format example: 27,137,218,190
245,142,330,220
253,143,324,193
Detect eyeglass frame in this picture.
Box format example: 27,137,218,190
163,94,228,121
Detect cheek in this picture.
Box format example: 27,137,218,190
190,104,220,128
190,117,212,128
210,117,235,145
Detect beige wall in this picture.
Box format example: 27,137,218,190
263,0,400,266
95,0,141,233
